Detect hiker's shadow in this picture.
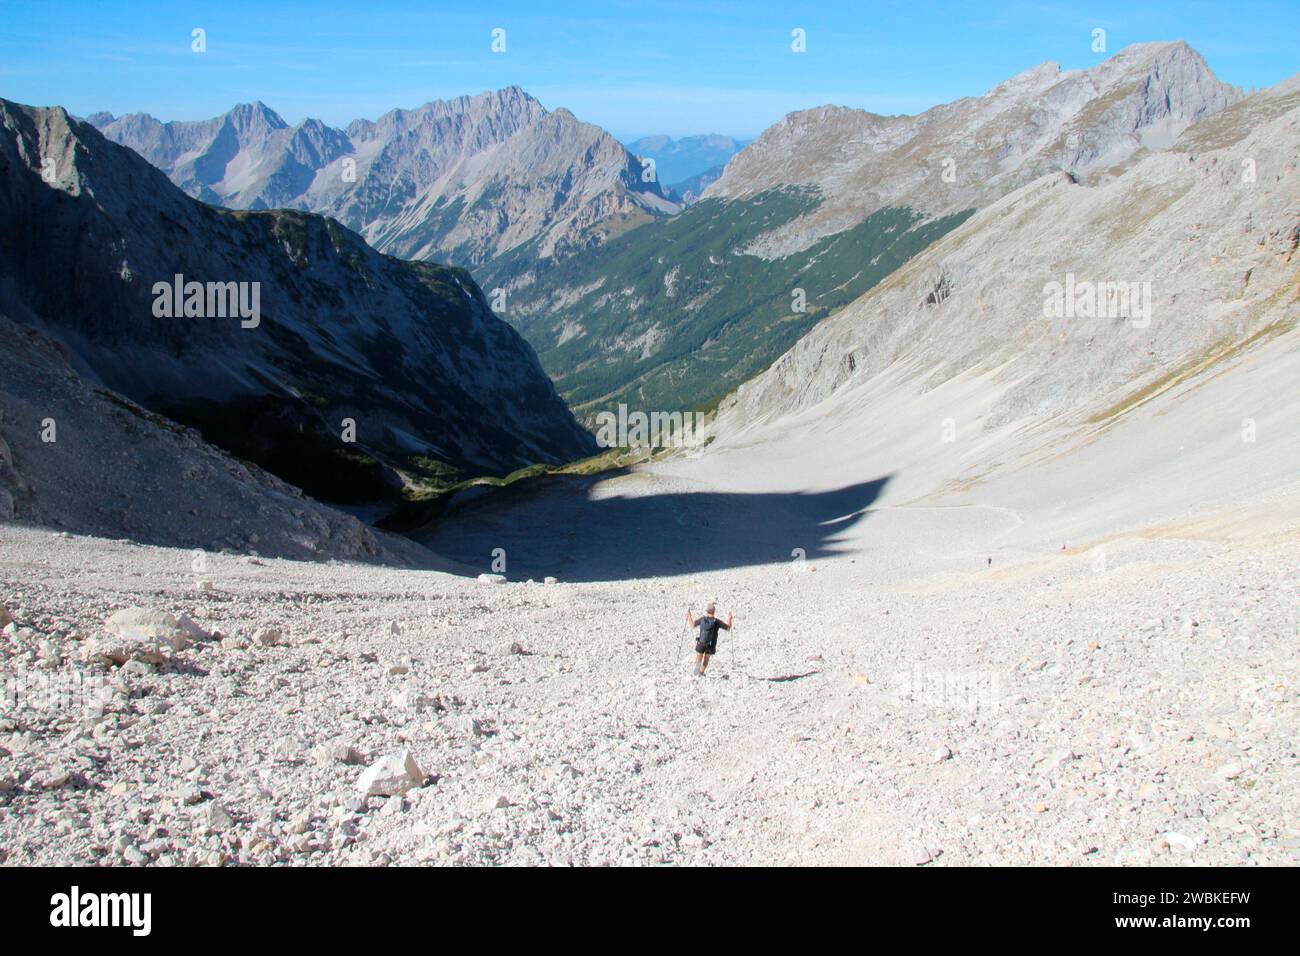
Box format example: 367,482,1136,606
416,473,890,582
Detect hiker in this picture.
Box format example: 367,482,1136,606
687,603,733,676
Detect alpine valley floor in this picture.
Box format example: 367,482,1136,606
0,461,1295,865
2,277,1297,867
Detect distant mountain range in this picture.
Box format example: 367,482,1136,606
84,43,1248,429
663,165,728,204
495,41,1244,419
0,99,595,513
623,134,749,197
89,87,678,272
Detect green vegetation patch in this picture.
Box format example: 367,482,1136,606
476,188,973,420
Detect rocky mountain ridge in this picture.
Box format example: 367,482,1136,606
707,41,1242,258
488,43,1244,420
704,74,1300,532
0,98,595,510
91,87,678,272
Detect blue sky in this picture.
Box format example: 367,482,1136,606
2,0,1295,139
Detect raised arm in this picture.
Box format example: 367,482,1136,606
686,608,695,627
727,611,734,630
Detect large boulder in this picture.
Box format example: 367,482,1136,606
105,608,208,650
355,750,427,797
82,607,210,665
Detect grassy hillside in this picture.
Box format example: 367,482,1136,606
478,188,973,420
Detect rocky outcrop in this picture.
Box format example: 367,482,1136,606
709,41,1243,258
0,99,596,506
483,43,1248,421
710,77,1300,500
91,88,678,271
0,314,440,562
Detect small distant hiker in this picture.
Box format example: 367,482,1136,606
687,603,733,676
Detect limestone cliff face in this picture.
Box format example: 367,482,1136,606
91,88,677,270
0,99,596,502
479,44,1248,422
709,42,1243,258
712,78,1300,477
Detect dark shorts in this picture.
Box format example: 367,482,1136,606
695,637,717,655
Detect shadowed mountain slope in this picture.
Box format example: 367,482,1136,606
0,98,596,508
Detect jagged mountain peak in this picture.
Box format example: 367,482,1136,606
703,41,1240,256
351,86,548,137
226,100,287,128
0,97,596,510
93,87,676,270
504,39,1250,426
